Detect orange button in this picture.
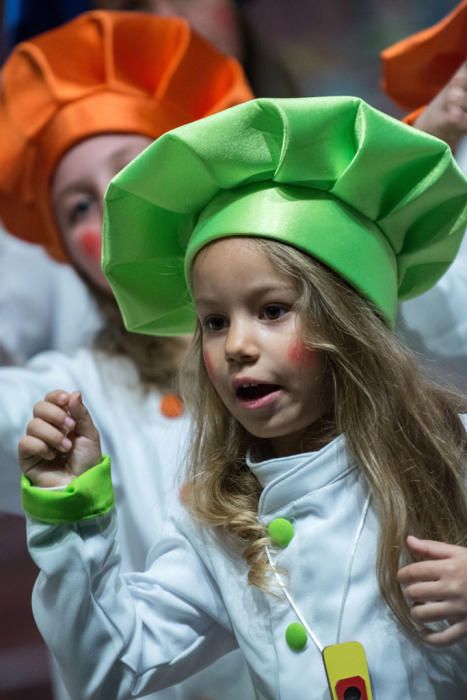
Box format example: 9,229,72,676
160,394,184,418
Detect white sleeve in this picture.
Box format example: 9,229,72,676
28,510,237,700
0,228,101,364
0,352,84,515
397,234,467,391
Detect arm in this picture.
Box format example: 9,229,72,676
397,234,467,391
0,227,101,365
20,392,236,700
409,61,467,151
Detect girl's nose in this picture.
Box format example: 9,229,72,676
224,320,259,364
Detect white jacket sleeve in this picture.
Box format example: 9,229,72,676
28,509,238,700
397,234,467,391
0,228,101,365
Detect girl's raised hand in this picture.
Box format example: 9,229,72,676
397,535,467,646
18,390,102,488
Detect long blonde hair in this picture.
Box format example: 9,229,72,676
180,237,467,637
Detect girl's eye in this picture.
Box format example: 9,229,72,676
203,315,228,332
261,304,290,321
68,197,93,225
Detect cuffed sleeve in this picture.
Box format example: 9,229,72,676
21,456,114,523
27,509,236,700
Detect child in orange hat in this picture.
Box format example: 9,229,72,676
0,9,254,700
381,0,467,150
381,1,467,394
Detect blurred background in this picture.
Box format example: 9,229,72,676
0,0,460,698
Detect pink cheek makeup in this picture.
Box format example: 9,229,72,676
287,340,317,367
77,229,102,262
203,350,215,380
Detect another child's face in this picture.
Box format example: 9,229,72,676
192,238,329,457
52,133,152,293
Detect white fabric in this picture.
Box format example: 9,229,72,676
0,348,253,699
0,227,101,365
397,138,467,391
26,429,467,699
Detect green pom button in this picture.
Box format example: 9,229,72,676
285,622,307,651
268,517,294,548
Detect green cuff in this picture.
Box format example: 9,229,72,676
21,456,115,524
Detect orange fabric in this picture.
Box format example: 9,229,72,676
0,11,253,262
160,394,184,418
402,105,427,126
381,0,467,111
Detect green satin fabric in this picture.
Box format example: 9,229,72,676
103,96,467,334
21,456,114,524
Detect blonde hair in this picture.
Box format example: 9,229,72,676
91,282,186,390
180,237,467,637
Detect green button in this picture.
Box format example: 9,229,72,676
285,622,307,651
268,517,294,548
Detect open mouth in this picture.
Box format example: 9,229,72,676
235,383,281,401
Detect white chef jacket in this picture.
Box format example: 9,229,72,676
0,227,101,365
0,348,254,699
26,428,467,699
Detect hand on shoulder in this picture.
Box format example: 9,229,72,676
18,390,102,488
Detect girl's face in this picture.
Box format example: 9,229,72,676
52,134,152,293
192,238,330,457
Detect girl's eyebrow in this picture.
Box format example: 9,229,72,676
195,282,297,306
55,180,92,201
55,147,137,202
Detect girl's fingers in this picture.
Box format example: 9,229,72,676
33,400,75,434
403,581,445,603
18,435,57,466
44,389,71,407
422,619,467,647
397,560,442,584
410,601,466,624
68,392,99,443
26,417,72,453
405,535,467,560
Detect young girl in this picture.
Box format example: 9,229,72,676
20,97,467,699
0,10,253,700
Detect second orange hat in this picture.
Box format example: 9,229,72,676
381,1,467,112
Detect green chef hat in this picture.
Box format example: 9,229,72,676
102,96,467,334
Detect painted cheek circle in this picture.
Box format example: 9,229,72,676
287,340,316,367
78,229,102,262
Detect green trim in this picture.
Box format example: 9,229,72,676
268,517,295,548
21,456,115,524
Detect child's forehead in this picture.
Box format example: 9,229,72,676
191,236,298,296
53,134,152,192
192,236,276,272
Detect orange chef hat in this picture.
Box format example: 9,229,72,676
0,10,253,262
381,0,467,112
